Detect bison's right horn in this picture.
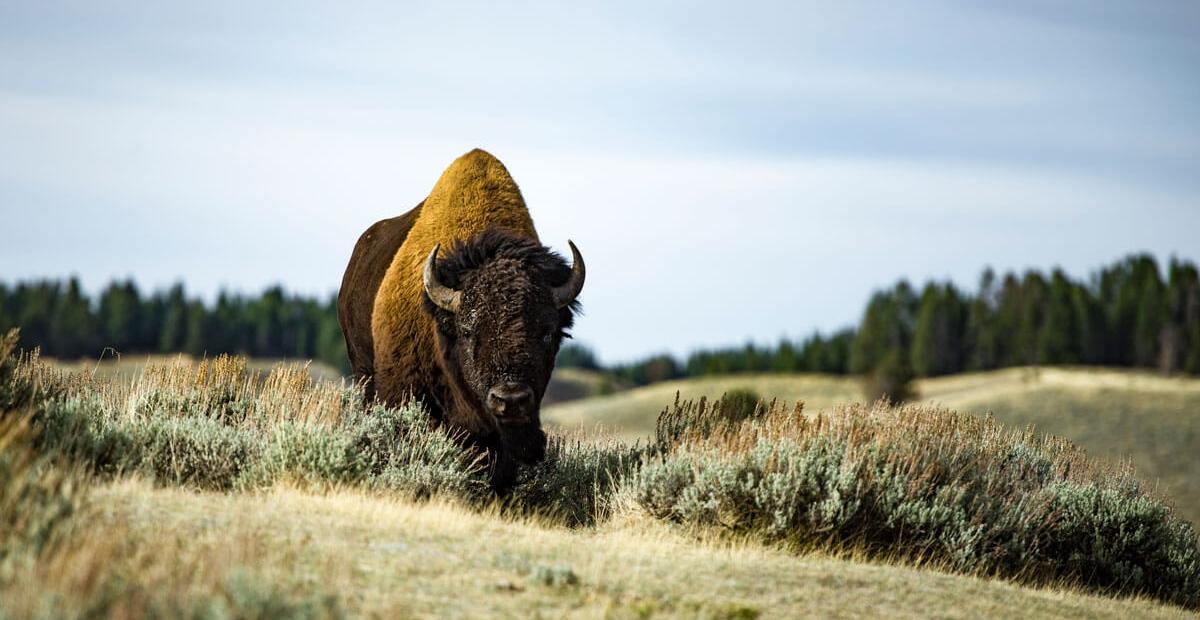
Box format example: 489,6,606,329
422,244,462,313
552,240,586,308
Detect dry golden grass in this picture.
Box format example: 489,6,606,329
546,367,1200,440
6,479,1191,620
48,353,346,384
66,354,355,428
919,366,1200,406
542,367,617,405
543,373,862,440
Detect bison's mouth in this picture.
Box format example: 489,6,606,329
497,413,533,426
499,423,547,464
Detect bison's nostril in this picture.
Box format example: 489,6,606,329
487,383,534,417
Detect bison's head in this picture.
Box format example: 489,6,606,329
421,228,584,481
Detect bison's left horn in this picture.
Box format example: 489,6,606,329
552,240,586,308
422,244,462,313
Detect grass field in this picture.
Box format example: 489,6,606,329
7,479,1188,619
543,373,862,440
543,367,1200,526
542,367,621,406
8,346,1199,618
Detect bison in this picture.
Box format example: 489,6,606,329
337,149,585,489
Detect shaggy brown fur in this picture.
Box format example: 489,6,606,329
370,150,537,407
336,202,423,401
338,149,577,489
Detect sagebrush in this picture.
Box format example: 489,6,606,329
2,330,1198,613
632,393,1200,609
16,351,486,500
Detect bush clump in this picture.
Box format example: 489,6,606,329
717,388,763,423
627,397,1200,609
862,350,916,403
507,433,647,526
4,348,487,502
0,330,80,589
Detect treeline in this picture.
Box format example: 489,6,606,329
563,253,1200,386
0,278,348,372
852,254,1200,379
4,253,1198,383
584,330,855,387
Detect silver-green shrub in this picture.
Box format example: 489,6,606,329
507,433,646,526
627,397,1200,609
13,353,487,502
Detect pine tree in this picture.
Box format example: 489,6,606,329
965,268,1000,370
851,282,917,374
799,334,825,373
1131,258,1166,368
1015,272,1049,366
824,329,855,374
1037,270,1080,364
182,301,209,357
50,277,95,358
773,339,798,372
1072,284,1106,365
158,284,189,354
911,283,967,377
1097,255,1157,366
10,283,52,354
1166,260,1200,373
97,280,141,352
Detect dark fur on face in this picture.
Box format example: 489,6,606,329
422,226,579,490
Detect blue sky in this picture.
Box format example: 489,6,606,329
2,1,1198,363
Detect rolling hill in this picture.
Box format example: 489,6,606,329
11,348,1198,617
11,479,1189,619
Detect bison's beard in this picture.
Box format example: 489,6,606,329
499,423,547,464
485,423,547,492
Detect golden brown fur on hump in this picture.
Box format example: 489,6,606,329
371,149,538,408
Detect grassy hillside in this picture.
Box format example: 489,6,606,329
6,479,1188,619
543,373,862,440
542,367,618,405
543,367,1200,526
5,339,1198,617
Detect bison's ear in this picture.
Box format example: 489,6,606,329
423,244,462,313
551,240,585,308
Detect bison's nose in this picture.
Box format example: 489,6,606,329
487,382,535,421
